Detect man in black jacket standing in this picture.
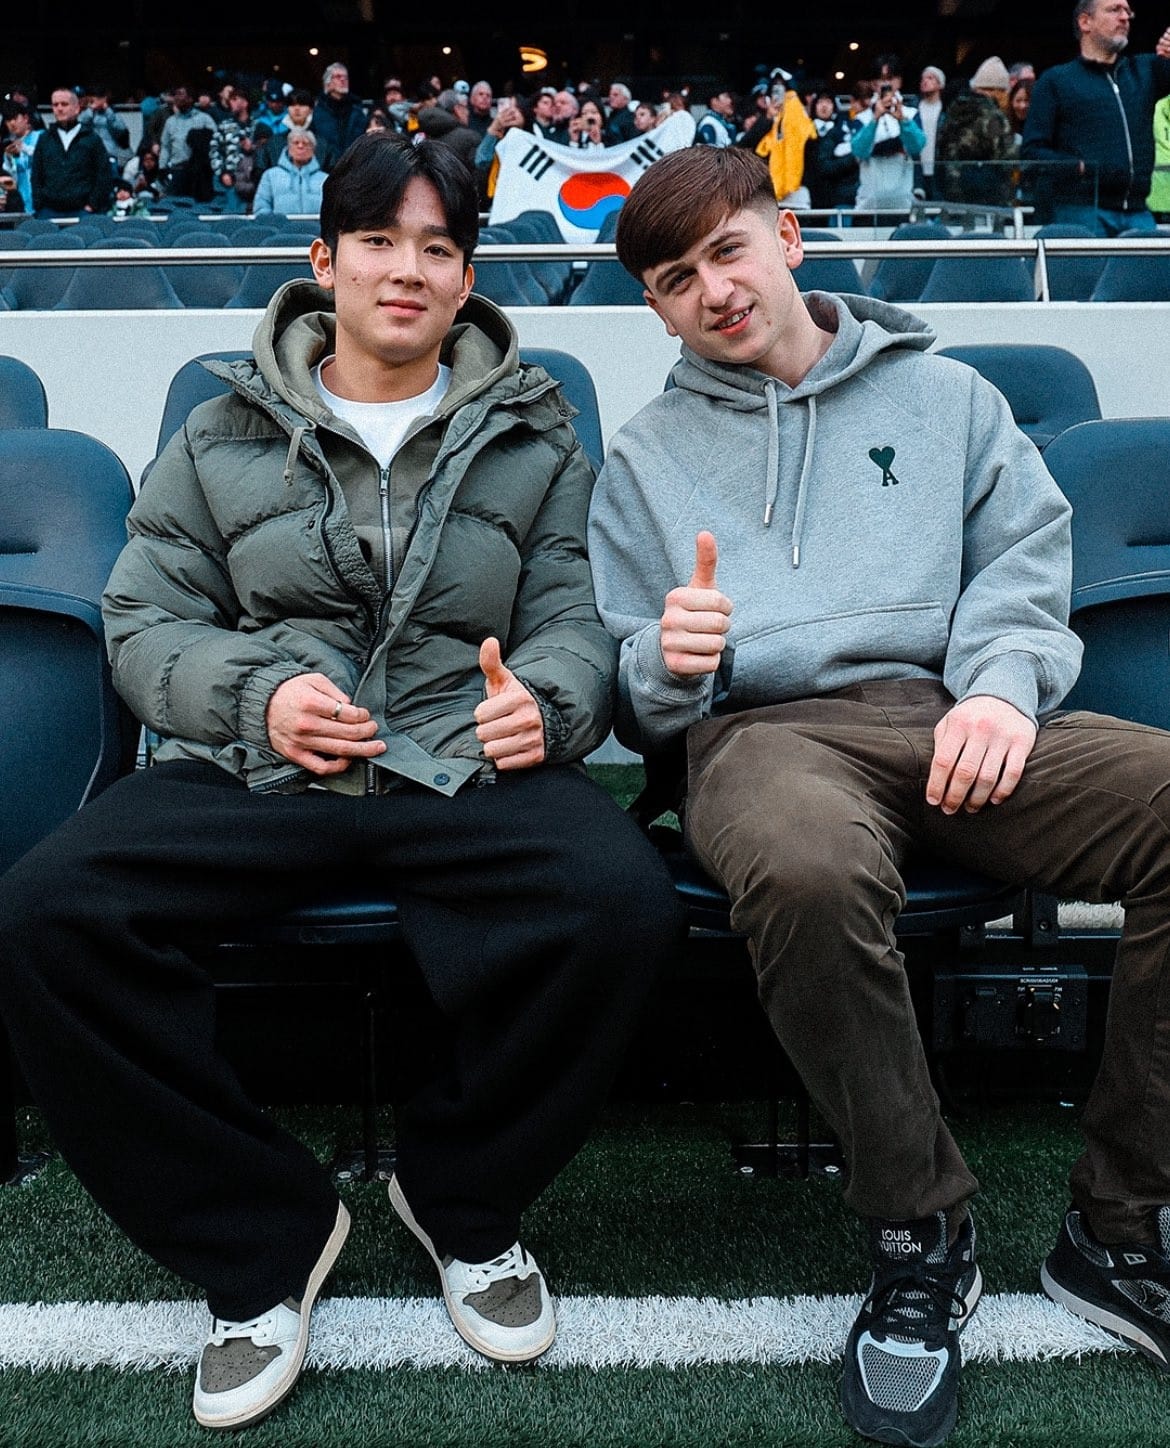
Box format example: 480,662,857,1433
1023,0,1170,232
30,87,112,216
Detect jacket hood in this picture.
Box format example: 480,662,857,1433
668,291,936,558
240,278,520,428
669,290,935,408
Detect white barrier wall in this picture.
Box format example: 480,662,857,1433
4,302,1169,487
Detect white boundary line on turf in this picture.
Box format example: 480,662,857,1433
0,1293,1125,1372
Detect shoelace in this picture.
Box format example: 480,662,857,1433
466,1244,528,1289
211,1310,277,1343
865,1259,970,1347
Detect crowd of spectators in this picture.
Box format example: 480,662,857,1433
3,10,1169,230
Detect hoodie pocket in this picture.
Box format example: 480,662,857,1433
731,602,950,704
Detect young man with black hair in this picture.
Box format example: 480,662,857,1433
0,132,681,1432
587,142,1170,1447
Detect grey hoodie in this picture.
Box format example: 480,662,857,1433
587,291,1082,751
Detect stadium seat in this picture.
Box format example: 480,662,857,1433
935,344,1101,450
0,230,30,293
108,220,164,245
493,210,574,304
0,428,136,1180
2,230,85,310
165,225,224,247
793,254,865,295
0,356,48,427
163,231,244,308
918,255,1035,303
225,255,315,307
1034,223,1106,302
470,227,548,307
568,258,646,305
1044,418,1170,725
227,222,283,246
1090,245,1170,302
868,221,955,303
53,235,185,310
596,209,622,243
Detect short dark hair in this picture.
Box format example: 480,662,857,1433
318,132,479,262
1073,0,1098,38
289,88,314,107
615,146,776,282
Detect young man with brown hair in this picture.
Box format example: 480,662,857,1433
588,142,1170,1446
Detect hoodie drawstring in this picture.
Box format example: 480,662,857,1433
791,396,817,570
762,383,817,570
763,383,780,529
283,424,306,485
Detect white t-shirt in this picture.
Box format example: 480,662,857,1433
312,358,451,467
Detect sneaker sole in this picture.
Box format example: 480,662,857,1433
194,1200,351,1431
388,1174,555,1365
1041,1261,1170,1370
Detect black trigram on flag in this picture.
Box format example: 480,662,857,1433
629,139,664,172
518,145,555,181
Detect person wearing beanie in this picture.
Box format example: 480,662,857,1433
970,55,1011,108
1022,0,1170,234
916,65,947,195
935,59,1017,206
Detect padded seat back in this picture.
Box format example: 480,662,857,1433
1044,418,1170,727
54,249,185,310
0,428,135,871
163,232,244,308
1090,250,1170,302
919,255,1035,303
936,344,1101,450
1034,223,1105,301
869,222,954,303
4,231,83,310
0,356,48,427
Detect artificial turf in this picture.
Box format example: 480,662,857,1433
4,1099,1170,1446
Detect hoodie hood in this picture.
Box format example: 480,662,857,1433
240,278,520,429
667,292,935,559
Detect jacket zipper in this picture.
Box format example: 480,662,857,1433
1105,70,1135,210
366,464,397,797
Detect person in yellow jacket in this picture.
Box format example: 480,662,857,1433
1150,94,1170,219
753,82,817,205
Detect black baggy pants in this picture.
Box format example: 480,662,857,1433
0,760,683,1320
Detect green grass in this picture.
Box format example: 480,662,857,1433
4,1100,1169,1446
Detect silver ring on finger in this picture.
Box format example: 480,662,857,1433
331,700,343,721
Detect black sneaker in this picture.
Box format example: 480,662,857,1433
840,1211,982,1448
1042,1206,1170,1370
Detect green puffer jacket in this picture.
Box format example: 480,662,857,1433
102,281,616,796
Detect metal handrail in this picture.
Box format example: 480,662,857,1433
6,237,1170,268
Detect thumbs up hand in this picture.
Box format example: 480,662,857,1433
659,531,733,678
474,637,547,770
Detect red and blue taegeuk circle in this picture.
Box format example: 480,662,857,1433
557,172,630,230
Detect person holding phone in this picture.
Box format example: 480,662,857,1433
569,98,606,149
850,54,927,212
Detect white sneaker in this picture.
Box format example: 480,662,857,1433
193,1200,350,1430
388,1174,555,1363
